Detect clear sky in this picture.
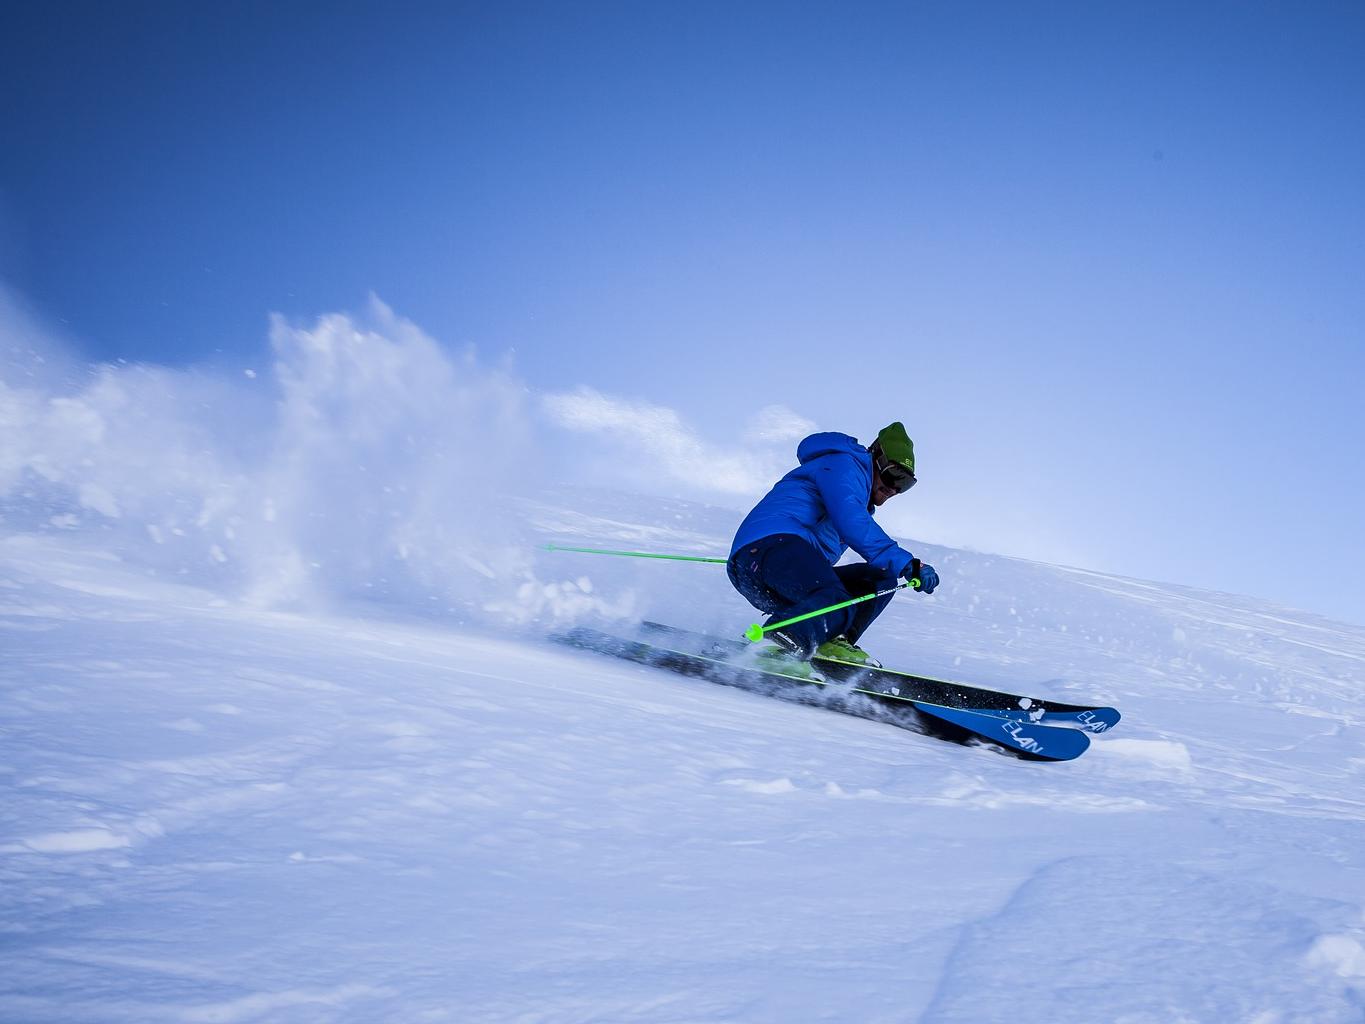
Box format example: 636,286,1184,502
3,2,1363,624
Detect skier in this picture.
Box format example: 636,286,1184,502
727,422,938,678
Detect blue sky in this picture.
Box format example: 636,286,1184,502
3,2,1363,624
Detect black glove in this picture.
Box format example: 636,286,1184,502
906,558,939,595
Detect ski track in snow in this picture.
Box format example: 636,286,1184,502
3,500,1365,1024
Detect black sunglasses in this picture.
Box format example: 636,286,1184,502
876,455,917,494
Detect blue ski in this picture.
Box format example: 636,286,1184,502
639,621,1120,733
556,626,1092,761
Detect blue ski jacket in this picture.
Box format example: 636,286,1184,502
729,432,916,577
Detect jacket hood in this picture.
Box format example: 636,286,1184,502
796,432,868,465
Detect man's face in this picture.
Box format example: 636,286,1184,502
871,451,916,507
871,475,898,507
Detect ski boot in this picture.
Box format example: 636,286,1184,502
814,635,881,668
750,644,826,683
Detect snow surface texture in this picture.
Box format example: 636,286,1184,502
4,309,1365,1022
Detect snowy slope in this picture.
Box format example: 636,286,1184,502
4,492,1365,1024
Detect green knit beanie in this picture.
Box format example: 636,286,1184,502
876,422,916,474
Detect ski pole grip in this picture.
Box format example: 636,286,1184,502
908,557,924,590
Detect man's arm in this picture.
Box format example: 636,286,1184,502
811,455,915,576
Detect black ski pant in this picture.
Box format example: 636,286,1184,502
727,534,898,656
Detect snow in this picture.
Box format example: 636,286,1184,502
3,310,1365,1021
3,516,1365,1023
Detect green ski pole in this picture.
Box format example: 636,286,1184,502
743,578,920,642
544,543,728,565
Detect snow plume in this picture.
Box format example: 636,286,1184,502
0,296,631,625
1,294,830,627
1,348,256,550
241,301,539,611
